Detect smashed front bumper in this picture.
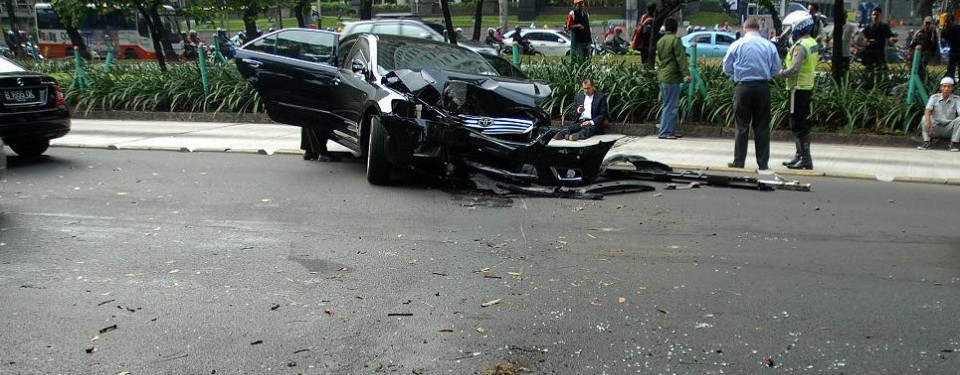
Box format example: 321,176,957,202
379,115,614,187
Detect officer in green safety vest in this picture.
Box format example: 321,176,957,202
775,10,819,170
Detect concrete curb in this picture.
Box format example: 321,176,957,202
51,144,959,186
74,111,924,148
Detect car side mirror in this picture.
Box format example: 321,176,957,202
351,58,367,75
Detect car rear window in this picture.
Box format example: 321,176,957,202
0,57,25,73
377,39,497,76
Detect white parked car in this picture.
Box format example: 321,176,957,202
502,28,573,56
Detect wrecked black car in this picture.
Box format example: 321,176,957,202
235,29,613,186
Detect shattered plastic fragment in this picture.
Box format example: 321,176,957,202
481,299,501,307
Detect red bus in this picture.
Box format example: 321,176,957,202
34,2,182,59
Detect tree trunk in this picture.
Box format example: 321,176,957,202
294,0,312,28
243,3,261,41
440,0,456,45
647,3,683,69
136,4,167,72
64,27,89,59
148,7,177,60
4,0,16,32
360,0,372,20
760,1,782,35
832,0,845,83
498,0,508,34
472,0,483,41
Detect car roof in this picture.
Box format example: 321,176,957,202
683,31,736,38
342,19,444,36
351,32,477,51
507,28,569,36
373,12,421,19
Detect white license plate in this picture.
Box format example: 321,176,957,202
4,89,37,103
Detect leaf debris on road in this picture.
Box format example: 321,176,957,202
99,324,117,334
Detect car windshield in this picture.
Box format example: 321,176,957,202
377,38,498,76
0,57,25,73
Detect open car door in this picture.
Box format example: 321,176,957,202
235,29,340,129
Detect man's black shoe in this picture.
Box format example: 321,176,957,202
317,153,342,162
786,159,813,170
727,162,744,168
303,152,319,161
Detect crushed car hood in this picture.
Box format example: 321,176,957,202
386,69,552,108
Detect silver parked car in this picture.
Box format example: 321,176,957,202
341,18,499,56
502,28,573,56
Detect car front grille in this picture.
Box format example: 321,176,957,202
453,114,534,135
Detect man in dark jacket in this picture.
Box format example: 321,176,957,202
941,15,960,79
910,17,938,81
553,78,608,141
861,8,895,82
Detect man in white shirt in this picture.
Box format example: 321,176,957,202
917,77,960,152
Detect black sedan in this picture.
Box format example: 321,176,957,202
235,29,613,186
0,56,70,157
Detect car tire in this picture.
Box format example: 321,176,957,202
8,138,50,157
366,115,392,185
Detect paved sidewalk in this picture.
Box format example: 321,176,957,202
52,119,960,185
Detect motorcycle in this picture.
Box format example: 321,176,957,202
597,40,628,55
501,38,544,56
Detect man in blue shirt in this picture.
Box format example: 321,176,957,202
722,17,782,171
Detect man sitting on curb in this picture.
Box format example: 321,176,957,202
553,77,608,141
917,77,960,152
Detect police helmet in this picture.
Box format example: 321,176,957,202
782,10,814,38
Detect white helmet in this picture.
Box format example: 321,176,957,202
782,10,814,38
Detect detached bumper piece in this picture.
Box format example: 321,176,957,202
469,174,656,200
602,155,812,192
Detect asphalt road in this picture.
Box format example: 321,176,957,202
0,148,957,375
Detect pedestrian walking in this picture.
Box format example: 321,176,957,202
655,18,691,139
775,11,820,170
565,0,592,64
721,17,782,171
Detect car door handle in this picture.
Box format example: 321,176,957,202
242,58,262,68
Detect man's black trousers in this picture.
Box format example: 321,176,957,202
732,81,771,169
